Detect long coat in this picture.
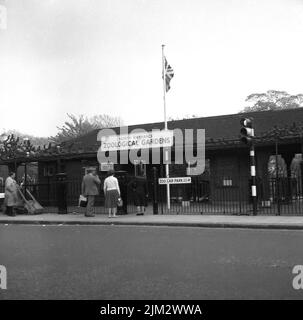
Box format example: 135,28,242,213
4,176,18,207
129,176,148,206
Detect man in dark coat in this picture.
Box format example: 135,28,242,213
81,168,101,217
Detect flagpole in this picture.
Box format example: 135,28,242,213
162,44,171,210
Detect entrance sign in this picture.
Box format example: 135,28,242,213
158,177,192,185
100,130,173,152
100,162,114,171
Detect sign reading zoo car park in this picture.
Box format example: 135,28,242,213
100,130,174,152
158,177,192,185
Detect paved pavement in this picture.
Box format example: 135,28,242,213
1,211,303,229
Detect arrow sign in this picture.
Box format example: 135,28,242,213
158,177,192,185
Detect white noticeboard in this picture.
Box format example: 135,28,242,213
100,162,114,171
158,177,192,185
100,130,174,151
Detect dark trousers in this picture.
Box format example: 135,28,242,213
86,195,95,216
6,206,16,216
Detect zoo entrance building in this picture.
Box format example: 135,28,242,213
1,108,303,215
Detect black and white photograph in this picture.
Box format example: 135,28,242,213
0,0,303,313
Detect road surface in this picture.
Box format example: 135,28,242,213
0,224,302,299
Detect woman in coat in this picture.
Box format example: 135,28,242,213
4,172,18,216
130,175,148,215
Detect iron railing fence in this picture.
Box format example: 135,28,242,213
1,175,302,215
22,179,139,215
257,177,303,215
158,175,303,216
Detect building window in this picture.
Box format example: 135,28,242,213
43,166,55,177
222,177,233,187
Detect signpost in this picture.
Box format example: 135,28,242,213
240,117,257,216
158,177,192,185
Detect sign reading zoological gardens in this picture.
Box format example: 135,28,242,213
97,127,206,175
100,130,174,152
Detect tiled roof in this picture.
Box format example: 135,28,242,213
65,108,303,150
3,108,301,164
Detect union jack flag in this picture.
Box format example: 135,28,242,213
163,57,174,92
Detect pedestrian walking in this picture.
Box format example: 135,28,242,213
103,169,120,218
4,171,18,216
81,168,101,217
130,175,148,215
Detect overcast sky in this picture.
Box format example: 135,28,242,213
1,0,303,137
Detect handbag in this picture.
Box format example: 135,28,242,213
117,197,123,207
79,195,88,207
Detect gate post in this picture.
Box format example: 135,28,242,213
250,145,258,215
152,167,158,215
117,172,128,215
56,173,67,214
